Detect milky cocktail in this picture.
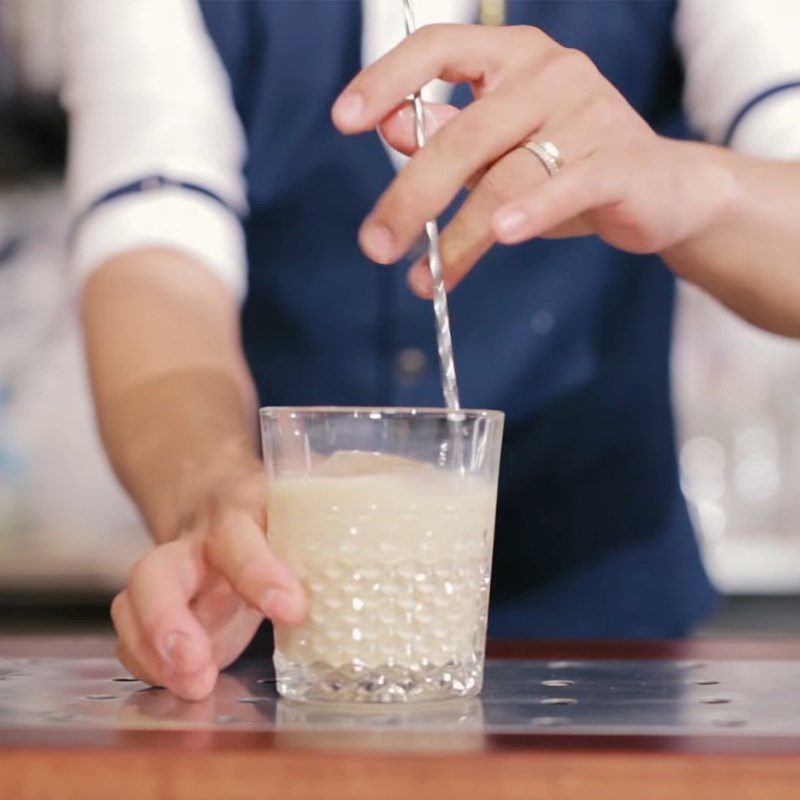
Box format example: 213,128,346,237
260,408,504,703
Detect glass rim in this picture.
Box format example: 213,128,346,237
259,405,504,421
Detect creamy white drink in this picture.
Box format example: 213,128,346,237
268,451,497,702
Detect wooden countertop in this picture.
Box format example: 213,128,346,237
2,635,800,800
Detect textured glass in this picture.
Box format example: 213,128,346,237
260,408,504,703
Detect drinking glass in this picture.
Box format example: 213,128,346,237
260,407,504,703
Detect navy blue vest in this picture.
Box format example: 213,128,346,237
200,0,716,638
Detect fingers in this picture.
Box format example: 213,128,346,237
381,101,490,194
332,24,536,133
379,102,459,157
359,44,604,266
111,591,155,683
190,579,264,669
360,81,551,265
405,87,637,291
405,148,531,295
204,505,308,626
120,539,219,700
126,539,210,670
406,114,598,295
112,589,217,701
493,155,621,245
338,26,619,271
336,22,660,291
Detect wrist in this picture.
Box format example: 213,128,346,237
96,365,261,542
154,437,264,543
660,142,742,280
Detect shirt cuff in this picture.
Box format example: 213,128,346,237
726,86,800,160
70,188,248,301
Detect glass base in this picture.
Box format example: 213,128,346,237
274,652,483,703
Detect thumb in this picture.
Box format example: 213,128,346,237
379,100,459,156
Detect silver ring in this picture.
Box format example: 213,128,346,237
521,138,563,177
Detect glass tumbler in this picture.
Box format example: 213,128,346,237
260,407,504,703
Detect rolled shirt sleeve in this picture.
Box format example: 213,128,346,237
61,0,249,299
676,0,800,159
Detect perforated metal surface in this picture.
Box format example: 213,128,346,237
1,657,799,738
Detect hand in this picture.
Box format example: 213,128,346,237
332,24,735,296
111,468,307,701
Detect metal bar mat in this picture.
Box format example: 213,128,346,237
2,658,799,737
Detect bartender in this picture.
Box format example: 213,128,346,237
63,0,800,699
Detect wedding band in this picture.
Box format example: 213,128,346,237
521,138,563,177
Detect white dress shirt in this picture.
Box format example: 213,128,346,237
62,0,800,301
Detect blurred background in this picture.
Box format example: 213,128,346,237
0,0,147,630
1,1,798,636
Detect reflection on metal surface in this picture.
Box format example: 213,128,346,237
539,697,577,706
713,717,748,728
274,696,485,751
1,657,800,740
699,697,732,705
531,716,570,727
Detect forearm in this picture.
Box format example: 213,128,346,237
81,248,260,543
663,147,800,337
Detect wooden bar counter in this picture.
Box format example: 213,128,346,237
2,635,799,799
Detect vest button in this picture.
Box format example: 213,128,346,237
531,310,555,335
396,347,428,384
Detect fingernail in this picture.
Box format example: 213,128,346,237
262,589,290,618
161,631,190,669
408,262,433,297
359,221,396,263
263,588,308,625
494,207,529,239
332,92,365,128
